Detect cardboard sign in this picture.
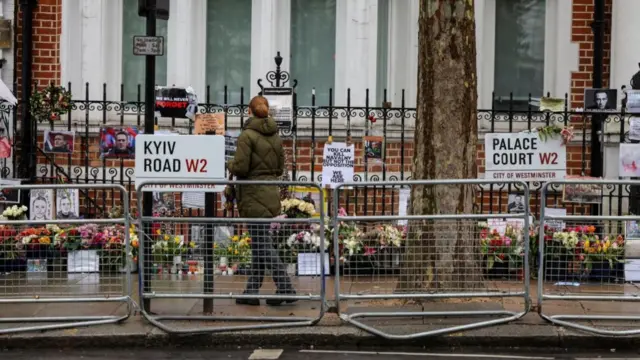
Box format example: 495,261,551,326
194,113,225,135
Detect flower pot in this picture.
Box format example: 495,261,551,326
483,258,510,279
26,246,51,259
343,254,376,276
543,254,574,282
588,260,624,282
0,257,26,273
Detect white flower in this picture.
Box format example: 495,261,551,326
20,205,27,212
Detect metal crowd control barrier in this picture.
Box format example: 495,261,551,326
538,179,640,336
333,180,531,339
0,184,132,335
136,180,326,334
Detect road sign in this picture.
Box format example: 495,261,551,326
135,134,225,192
133,36,165,56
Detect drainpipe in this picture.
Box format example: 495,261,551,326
590,0,604,216
19,0,36,182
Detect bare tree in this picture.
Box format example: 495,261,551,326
397,0,482,292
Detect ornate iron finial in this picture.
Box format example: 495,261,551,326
257,50,296,90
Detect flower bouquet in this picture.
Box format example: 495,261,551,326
98,225,127,272
546,225,596,281
151,232,195,273
16,227,54,259
1,205,28,221
480,224,524,278
214,232,251,275
580,233,625,281
0,225,24,272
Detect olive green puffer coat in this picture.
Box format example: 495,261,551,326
228,116,284,218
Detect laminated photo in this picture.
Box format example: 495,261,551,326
100,127,139,159
43,130,75,154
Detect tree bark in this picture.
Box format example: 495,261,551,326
397,0,482,292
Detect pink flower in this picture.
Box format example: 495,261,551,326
364,247,377,256
338,207,348,217
504,237,512,246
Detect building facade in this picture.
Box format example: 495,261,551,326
10,0,639,216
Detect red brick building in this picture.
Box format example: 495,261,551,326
10,0,629,217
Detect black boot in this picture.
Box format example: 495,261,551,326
266,290,297,306
236,293,260,306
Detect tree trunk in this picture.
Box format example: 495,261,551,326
397,0,482,292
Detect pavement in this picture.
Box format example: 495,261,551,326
1,348,640,359
2,272,640,351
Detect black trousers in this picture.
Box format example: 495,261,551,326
245,224,294,294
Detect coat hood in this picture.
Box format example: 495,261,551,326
244,116,278,136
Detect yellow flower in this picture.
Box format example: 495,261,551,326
584,240,590,249
232,235,239,242
189,242,196,248
234,249,239,255
227,246,233,252
174,236,180,244
164,235,170,241
156,229,161,235
213,243,218,249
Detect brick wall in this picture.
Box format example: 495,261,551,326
570,0,613,109
15,0,62,95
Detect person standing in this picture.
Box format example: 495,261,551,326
228,95,296,306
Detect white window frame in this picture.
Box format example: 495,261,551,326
476,0,577,132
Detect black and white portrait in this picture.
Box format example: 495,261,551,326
507,194,527,214
584,88,618,112
29,189,53,221
56,189,79,220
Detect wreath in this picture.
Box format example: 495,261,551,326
29,84,72,122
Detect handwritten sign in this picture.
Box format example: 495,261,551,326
194,113,225,135
133,36,165,56
484,133,566,181
321,142,355,189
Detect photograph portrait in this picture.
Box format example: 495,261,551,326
152,192,176,216
507,193,527,214
43,130,75,154
56,189,79,220
100,127,138,159
0,179,21,204
29,189,53,221
584,88,618,112
363,136,384,160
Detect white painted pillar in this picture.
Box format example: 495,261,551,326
610,0,640,92
250,0,290,97
387,0,418,108
166,0,206,98
334,0,378,107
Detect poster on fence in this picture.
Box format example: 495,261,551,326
562,176,602,204
321,142,355,189
29,189,53,221
225,130,239,162
544,207,566,231
484,132,566,181
55,188,79,220
263,87,293,130
43,130,75,154
155,86,198,119
619,143,640,177
363,136,384,161
194,113,225,135
100,127,139,159
584,88,618,112
0,179,20,204
539,97,565,112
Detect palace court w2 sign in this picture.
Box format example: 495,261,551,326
135,135,225,192
484,133,566,181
